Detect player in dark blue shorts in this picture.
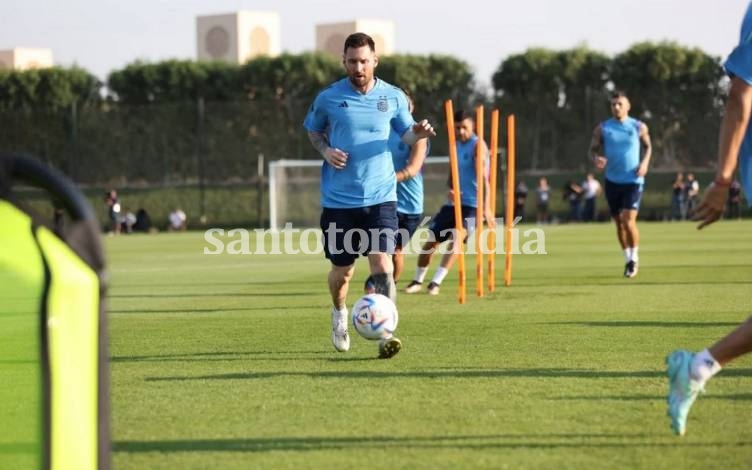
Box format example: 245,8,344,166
590,91,652,278
404,110,494,296
304,33,435,358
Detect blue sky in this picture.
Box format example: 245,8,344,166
1,0,748,88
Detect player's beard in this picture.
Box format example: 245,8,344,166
349,73,370,90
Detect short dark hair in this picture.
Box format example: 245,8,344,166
453,109,473,122
344,33,375,53
611,90,628,100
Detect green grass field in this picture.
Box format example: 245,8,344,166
107,221,752,469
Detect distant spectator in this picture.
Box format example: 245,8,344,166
671,172,685,221
563,180,583,222
121,209,137,234
535,176,550,224
105,189,121,235
132,208,152,232
727,179,743,220
581,173,602,222
169,207,187,231
514,180,528,221
683,173,700,219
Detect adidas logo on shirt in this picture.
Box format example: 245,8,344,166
338,101,349,108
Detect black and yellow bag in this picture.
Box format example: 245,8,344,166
0,154,110,469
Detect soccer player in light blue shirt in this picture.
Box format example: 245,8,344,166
405,110,495,296
590,91,652,278
389,91,429,284
666,1,752,437
304,32,435,359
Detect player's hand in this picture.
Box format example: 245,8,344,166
323,147,348,170
693,182,729,230
412,119,437,138
593,156,607,170
484,209,496,228
636,161,649,177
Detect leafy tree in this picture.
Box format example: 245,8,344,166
611,42,725,167
0,67,100,110
492,48,569,169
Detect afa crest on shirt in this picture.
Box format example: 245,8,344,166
377,96,388,112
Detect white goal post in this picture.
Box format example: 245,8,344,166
268,156,451,230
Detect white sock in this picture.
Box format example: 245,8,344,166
332,306,348,319
690,349,722,384
431,267,450,285
631,246,639,262
624,248,631,262
414,266,428,283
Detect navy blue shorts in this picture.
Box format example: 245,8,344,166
604,179,643,216
320,202,398,267
427,204,477,244
395,212,422,249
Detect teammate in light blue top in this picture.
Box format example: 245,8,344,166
405,109,495,296
389,90,429,284
666,1,752,436
304,32,435,359
590,91,652,278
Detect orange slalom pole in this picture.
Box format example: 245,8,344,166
445,100,466,304
504,115,516,287
475,105,484,297
488,108,500,292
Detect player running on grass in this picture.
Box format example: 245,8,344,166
666,1,752,436
304,32,435,358
589,91,652,278
404,109,494,296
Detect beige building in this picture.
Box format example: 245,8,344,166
196,11,280,63
316,20,395,57
0,48,54,70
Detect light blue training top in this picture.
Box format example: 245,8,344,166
389,130,429,215
725,1,752,205
452,134,487,208
601,117,644,185
303,77,414,209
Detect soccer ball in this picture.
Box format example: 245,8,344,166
351,293,398,341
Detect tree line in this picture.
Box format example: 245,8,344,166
0,42,726,183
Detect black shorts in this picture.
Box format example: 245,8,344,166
605,179,643,216
427,204,477,244
320,202,398,267
395,212,422,249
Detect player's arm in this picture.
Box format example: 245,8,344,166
589,125,606,170
307,132,348,170
390,89,436,145
478,140,496,228
304,95,349,170
695,76,752,229
396,138,428,182
636,123,652,177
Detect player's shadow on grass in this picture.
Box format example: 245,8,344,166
113,433,752,454
108,292,311,299
111,351,330,363
545,321,742,328
113,281,301,288
551,393,752,402
146,368,752,382
109,306,302,314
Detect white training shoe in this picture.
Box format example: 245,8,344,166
331,308,350,352
404,280,422,293
427,282,440,295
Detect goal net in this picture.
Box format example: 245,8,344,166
268,156,453,230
